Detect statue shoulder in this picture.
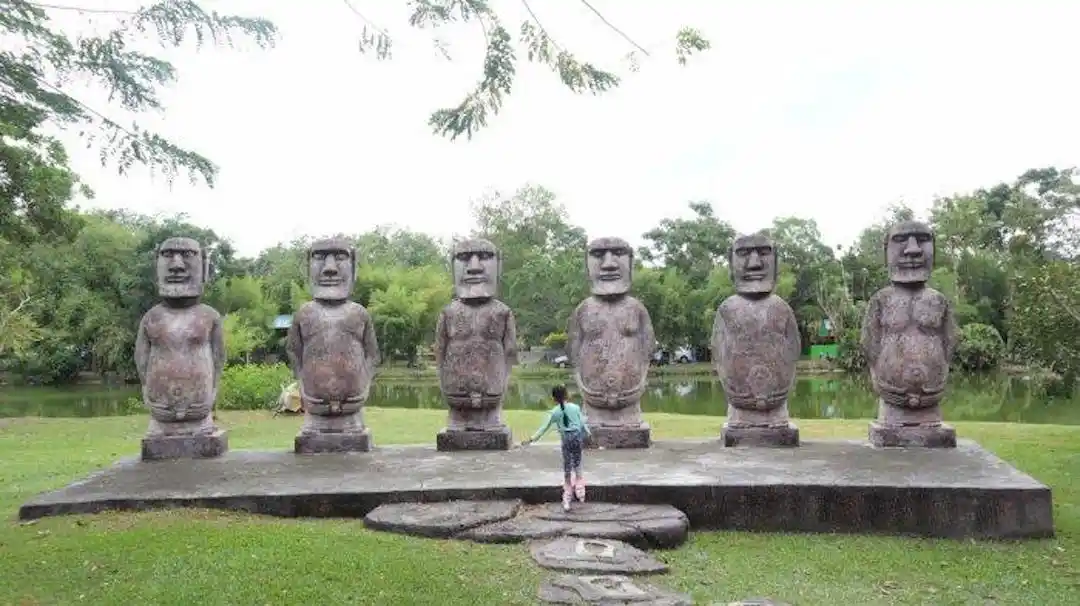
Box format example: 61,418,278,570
347,301,372,319
197,303,221,320
921,286,950,303
768,293,796,314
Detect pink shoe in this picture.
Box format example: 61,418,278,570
574,480,586,502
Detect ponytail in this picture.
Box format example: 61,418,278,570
551,384,570,428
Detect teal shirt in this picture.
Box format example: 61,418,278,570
531,402,591,441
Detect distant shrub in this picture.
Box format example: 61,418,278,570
542,331,568,350
954,323,1005,373
217,363,293,410
835,328,866,373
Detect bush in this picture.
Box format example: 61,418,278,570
835,328,866,373
954,323,1005,372
217,363,293,410
542,331,568,350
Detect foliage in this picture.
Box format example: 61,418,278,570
835,328,866,373
1009,260,1080,386
954,323,1005,373
216,363,292,410
346,1,710,140
541,331,567,350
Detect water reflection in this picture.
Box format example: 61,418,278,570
2,375,1078,425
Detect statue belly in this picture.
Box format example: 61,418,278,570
144,347,214,418
300,340,370,401
441,338,507,395
875,330,948,391
721,340,793,396
579,337,647,393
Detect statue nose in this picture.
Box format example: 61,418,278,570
467,256,483,273
600,253,617,269
321,262,339,275
747,251,763,267
904,237,922,255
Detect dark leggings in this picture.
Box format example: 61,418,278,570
561,429,584,478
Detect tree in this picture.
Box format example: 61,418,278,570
346,0,710,140
639,201,735,288
2,1,277,188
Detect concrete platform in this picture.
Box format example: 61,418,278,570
18,439,1053,539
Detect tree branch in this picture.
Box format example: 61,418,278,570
578,0,649,57
343,0,393,59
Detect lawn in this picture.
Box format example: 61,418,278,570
1,409,1077,605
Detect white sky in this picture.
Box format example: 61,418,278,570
43,0,1080,257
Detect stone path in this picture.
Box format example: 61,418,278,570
362,499,792,605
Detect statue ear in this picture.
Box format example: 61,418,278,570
728,244,736,284
349,247,357,272
203,254,212,282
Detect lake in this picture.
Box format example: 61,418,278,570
2,375,1079,425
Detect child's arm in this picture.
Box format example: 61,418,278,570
580,407,592,436
526,409,556,443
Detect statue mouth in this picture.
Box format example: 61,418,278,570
461,276,488,284
741,272,766,281
164,275,190,283
897,261,925,269
317,278,345,286
597,273,621,281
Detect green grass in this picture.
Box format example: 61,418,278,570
1,409,1077,605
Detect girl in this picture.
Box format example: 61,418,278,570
521,384,591,511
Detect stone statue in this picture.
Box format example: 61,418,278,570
287,237,380,453
568,237,655,448
433,238,518,451
134,237,227,460
711,233,801,447
862,220,959,448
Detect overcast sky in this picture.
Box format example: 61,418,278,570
48,0,1080,257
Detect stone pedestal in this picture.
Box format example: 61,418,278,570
587,424,651,449
436,427,511,451
869,422,956,448
141,429,228,461
295,429,372,454
722,423,800,447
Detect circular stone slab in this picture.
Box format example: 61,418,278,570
530,536,668,575
460,502,689,549
539,574,692,605
363,500,522,538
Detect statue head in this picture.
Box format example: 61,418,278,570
156,237,208,299
587,237,633,297
452,238,500,300
308,237,356,302
729,232,777,296
884,220,934,285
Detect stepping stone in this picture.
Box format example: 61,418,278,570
539,574,692,605
363,500,522,538
530,536,668,575
461,502,689,549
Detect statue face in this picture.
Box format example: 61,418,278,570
730,233,776,295
308,238,355,301
452,238,499,300
587,237,633,296
156,237,206,299
885,220,934,284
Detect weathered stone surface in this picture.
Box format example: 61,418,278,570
134,237,227,459
721,423,799,448
436,427,512,451
862,221,959,447
539,574,693,605
569,237,653,437
711,233,801,445
434,238,518,445
141,429,228,461
295,429,372,454
590,425,652,449
363,499,521,538
461,503,688,548
18,439,1054,540
869,422,957,448
287,238,379,452
531,537,667,574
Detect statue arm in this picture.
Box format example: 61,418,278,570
210,312,225,388
134,314,150,383
943,296,959,360
433,308,448,368
286,316,302,380
710,306,726,380
861,294,883,373
785,309,802,369
503,310,519,367
639,302,655,362
362,309,381,368
567,305,582,367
